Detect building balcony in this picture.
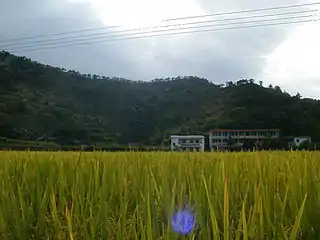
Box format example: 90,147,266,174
210,135,278,139
177,143,202,148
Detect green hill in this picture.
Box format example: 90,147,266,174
0,50,319,148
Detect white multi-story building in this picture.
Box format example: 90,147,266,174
170,135,205,152
209,129,280,150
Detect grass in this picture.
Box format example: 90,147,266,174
0,151,319,239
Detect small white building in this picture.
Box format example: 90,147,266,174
289,136,312,147
170,135,205,152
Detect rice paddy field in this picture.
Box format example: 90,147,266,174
0,151,320,239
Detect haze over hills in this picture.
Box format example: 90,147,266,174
0,50,320,148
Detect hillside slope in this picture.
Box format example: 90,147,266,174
0,51,319,147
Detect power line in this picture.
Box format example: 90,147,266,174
1,1,320,43
8,18,319,53
1,9,317,49
4,15,317,50
166,1,320,21
0,25,122,44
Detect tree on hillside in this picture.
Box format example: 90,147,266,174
236,79,248,85
274,86,282,93
0,51,320,148
226,81,234,87
295,92,301,99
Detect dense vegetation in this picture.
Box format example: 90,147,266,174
0,151,318,239
0,51,319,148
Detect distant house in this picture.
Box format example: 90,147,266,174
170,135,205,152
208,129,280,150
288,136,312,148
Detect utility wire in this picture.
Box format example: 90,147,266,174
1,9,317,49
1,1,320,43
7,18,319,53
165,1,320,21
4,15,317,50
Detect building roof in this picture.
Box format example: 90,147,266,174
170,135,205,139
209,129,280,133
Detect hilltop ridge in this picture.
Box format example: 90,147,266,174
0,51,319,148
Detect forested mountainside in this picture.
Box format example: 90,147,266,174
0,50,320,148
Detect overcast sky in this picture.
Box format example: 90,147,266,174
0,0,319,99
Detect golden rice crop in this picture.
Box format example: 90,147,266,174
0,151,319,239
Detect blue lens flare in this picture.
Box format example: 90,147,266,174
171,210,195,235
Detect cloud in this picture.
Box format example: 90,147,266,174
0,0,140,77
259,20,320,99
0,0,319,98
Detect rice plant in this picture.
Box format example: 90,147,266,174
0,151,319,239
